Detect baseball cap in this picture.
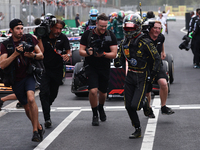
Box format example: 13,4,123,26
9,19,23,30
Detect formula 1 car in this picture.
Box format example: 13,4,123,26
71,53,174,97
0,36,14,93
64,27,84,74
71,61,125,98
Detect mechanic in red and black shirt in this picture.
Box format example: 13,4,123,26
145,20,174,118
79,13,118,126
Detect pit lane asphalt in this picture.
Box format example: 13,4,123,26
1,17,200,150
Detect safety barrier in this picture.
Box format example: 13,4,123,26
0,26,37,34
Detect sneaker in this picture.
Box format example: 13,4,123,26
143,98,151,116
16,102,23,108
0,100,4,111
148,107,155,118
161,105,175,115
32,131,41,142
193,65,200,69
129,127,141,139
38,124,45,141
98,106,107,122
44,119,52,128
92,116,99,126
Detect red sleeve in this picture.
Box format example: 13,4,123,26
32,35,39,46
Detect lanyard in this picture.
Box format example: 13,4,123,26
48,39,62,56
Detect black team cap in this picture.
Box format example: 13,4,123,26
9,19,23,30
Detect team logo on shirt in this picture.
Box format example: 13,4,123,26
124,48,130,57
130,58,137,66
138,42,142,48
136,50,142,57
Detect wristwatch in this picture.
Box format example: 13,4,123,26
103,52,106,57
34,53,37,59
67,54,70,57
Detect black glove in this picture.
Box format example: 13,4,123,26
85,48,90,56
114,57,122,68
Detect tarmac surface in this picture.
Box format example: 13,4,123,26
1,17,200,150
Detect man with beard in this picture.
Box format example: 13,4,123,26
39,19,71,128
79,13,118,126
0,19,44,142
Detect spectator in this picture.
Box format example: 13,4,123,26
27,13,35,26
0,12,5,29
156,13,166,35
75,13,80,27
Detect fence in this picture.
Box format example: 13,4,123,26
0,1,200,30
0,1,120,30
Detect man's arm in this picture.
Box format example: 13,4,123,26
103,45,117,59
61,49,71,62
160,43,166,60
79,44,93,57
0,45,21,69
78,18,80,25
37,39,44,53
165,9,170,16
114,44,125,67
24,35,44,60
148,42,161,73
24,44,43,60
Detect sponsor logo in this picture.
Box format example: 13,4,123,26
109,89,124,94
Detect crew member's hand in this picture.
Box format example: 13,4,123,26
15,45,23,54
86,47,93,56
94,52,104,57
24,52,35,58
62,54,70,62
161,51,166,60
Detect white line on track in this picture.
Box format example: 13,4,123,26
34,110,81,150
0,91,39,117
2,93,200,150
180,27,187,34
141,96,161,150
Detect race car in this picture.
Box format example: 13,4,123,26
71,53,174,98
63,26,84,67
71,61,125,99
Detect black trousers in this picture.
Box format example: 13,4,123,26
194,36,200,65
191,38,196,64
124,71,148,128
39,70,62,121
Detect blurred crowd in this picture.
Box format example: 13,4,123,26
20,0,88,8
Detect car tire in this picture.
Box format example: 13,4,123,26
164,54,174,84
72,50,83,66
71,62,88,97
162,60,170,94
61,65,66,85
